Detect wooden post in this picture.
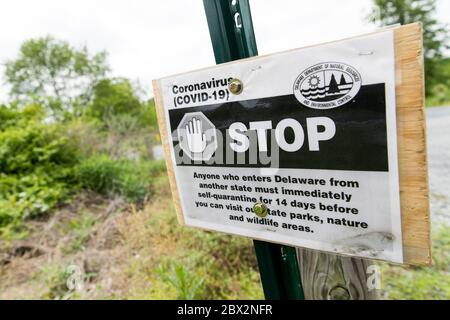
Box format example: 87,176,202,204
297,249,379,300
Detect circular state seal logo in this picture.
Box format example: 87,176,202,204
293,62,362,110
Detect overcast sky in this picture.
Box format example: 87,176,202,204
0,0,449,101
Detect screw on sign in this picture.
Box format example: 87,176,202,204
228,78,243,95
253,202,268,218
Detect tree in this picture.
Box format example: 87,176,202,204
88,78,144,120
368,0,449,96
87,77,157,130
4,36,109,120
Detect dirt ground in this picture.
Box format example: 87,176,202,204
0,178,173,299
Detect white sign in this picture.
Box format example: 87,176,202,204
155,30,403,263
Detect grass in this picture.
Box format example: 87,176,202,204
426,87,450,107
77,156,166,202
381,223,450,300
64,212,97,253
36,263,76,300
156,261,205,300
114,178,264,300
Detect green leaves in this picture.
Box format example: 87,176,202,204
156,261,205,300
368,0,450,98
3,36,158,124
88,78,142,118
0,37,160,240
86,78,157,130
0,107,79,234
0,120,78,174
76,155,166,202
4,36,109,120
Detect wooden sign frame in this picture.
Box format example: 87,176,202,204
394,23,430,265
153,23,431,266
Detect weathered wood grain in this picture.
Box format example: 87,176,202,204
296,248,379,300
394,23,431,265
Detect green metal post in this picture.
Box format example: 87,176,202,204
202,0,304,300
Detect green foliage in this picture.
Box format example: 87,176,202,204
0,118,78,175
368,0,450,97
142,99,159,128
87,78,158,129
36,263,79,300
143,197,263,300
157,261,205,300
426,58,450,106
0,105,80,236
77,155,165,202
382,223,450,300
88,78,142,119
0,104,46,130
182,231,262,299
76,155,126,196
39,264,71,299
4,36,109,120
0,175,69,231
65,213,97,253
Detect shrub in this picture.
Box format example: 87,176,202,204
0,105,79,235
426,84,450,107
156,260,205,300
140,99,158,128
0,174,68,226
0,120,78,175
76,155,124,196
77,155,165,202
87,78,143,121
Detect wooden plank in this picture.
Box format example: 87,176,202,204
394,23,431,266
153,80,185,225
152,23,431,266
297,248,379,300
